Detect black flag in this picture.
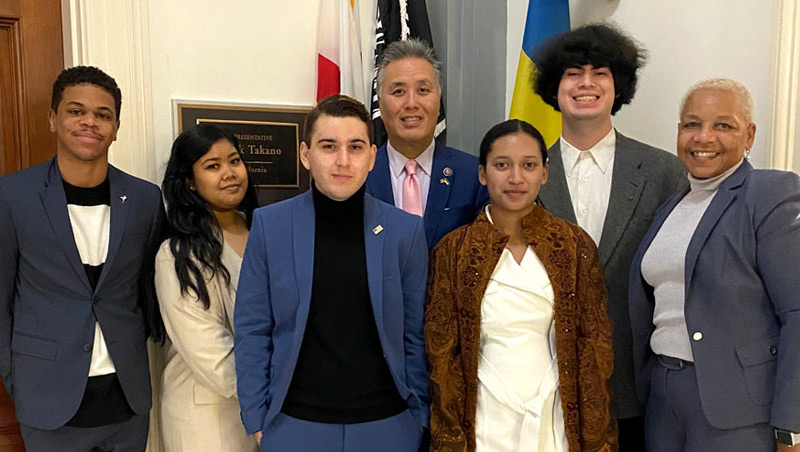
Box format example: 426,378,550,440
369,0,447,148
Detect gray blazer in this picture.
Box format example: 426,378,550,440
629,161,800,430
539,131,686,419
0,158,164,429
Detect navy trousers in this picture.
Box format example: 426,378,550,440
19,413,148,452
261,410,422,452
646,356,775,452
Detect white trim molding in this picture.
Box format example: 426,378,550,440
62,0,158,183
767,0,800,172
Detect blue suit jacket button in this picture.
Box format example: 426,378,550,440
769,345,778,355
83,344,92,352
92,296,100,305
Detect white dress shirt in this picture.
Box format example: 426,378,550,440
560,129,616,246
386,139,435,214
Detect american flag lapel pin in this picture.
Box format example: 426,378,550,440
372,225,384,235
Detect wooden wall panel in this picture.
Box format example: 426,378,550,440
0,17,25,175
19,0,63,167
0,386,24,452
0,0,63,448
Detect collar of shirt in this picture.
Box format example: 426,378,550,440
560,128,616,177
387,139,435,179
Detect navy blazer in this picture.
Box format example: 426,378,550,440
0,158,164,429
366,142,488,248
629,160,800,431
234,190,430,435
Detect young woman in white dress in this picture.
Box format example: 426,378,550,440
155,124,259,452
426,120,616,452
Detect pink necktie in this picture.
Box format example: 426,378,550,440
403,160,423,217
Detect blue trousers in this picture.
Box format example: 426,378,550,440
646,356,775,452
261,410,422,452
19,412,148,452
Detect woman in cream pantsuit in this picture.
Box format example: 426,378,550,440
155,124,258,452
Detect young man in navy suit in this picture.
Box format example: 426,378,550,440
234,95,429,452
0,67,164,452
366,38,488,248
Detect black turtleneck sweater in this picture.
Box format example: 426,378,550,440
281,183,406,423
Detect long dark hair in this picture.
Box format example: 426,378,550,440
161,124,258,309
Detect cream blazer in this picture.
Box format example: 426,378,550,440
154,240,258,452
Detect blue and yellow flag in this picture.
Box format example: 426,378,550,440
509,0,570,148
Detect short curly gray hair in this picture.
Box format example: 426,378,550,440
681,78,754,124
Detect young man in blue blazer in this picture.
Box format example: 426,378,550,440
234,95,429,452
366,39,488,248
0,67,164,452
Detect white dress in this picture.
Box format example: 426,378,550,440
474,240,568,452
155,240,258,452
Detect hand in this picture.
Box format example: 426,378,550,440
254,431,262,446
778,443,800,452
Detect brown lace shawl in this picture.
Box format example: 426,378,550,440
425,205,617,452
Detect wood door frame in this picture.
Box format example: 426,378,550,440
0,15,28,174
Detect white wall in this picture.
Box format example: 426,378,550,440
506,0,775,169
64,0,781,181
147,0,318,176
147,0,378,179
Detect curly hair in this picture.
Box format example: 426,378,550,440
532,23,646,115
161,124,258,309
681,78,754,124
51,66,122,119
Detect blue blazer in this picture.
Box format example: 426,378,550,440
629,160,800,431
234,190,430,435
366,142,488,248
0,158,164,430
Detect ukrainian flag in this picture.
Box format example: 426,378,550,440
509,0,570,148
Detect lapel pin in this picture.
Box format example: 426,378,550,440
443,167,453,177
440,178,450,186
372,225,384,235
120,195,128,203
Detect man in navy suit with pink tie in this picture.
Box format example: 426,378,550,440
366,39,488,248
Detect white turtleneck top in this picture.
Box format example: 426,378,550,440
641,159,744,361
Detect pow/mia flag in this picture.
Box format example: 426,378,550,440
369,0,447,148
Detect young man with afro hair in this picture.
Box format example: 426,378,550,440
534,23,686,452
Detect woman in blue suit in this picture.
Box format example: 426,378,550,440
628,78,800,452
